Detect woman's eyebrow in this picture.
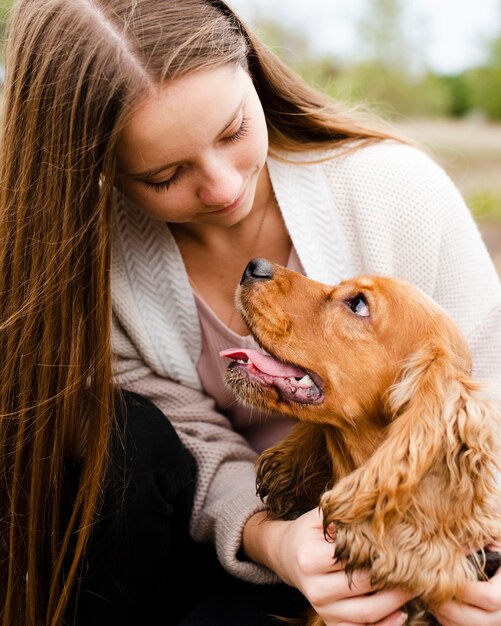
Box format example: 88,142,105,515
125,100,244,179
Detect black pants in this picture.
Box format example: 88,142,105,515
67,390,308,626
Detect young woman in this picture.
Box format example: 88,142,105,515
1,1,500,625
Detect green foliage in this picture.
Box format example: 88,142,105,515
466,64,501,120
324,63,458,120
0,0,12,15
468,190,501,221
434,74,473,118
0,0,13,56
355,0,410,70
253,3,501,123
0,1,12,22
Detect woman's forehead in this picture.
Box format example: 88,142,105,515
116,64,249,170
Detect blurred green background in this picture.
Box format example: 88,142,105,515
1,0,500,271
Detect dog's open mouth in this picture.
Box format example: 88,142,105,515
220,348,324,405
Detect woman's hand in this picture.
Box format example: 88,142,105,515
243,507,412,626
433,540,501,626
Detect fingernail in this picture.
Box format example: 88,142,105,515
395,613,408,626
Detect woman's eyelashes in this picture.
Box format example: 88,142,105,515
144,169,183,192
221,115,250,144
143,116,250,193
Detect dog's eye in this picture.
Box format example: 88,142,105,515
347,294,370,317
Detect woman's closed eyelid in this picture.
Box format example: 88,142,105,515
220,106,244,135
143,167,183,192
142,116,251,192
221,115,250,144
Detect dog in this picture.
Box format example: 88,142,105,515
220,258,501,626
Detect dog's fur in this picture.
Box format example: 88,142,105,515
222,259,501,626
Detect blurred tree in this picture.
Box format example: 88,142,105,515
329,0,438,118
466,65,501,120
435,74,472,118
0,0,12,36
0,0,13,65
464,2,501,120
252,18,343,97
356,0,409,70
251,1,452,120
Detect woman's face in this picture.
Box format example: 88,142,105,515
116,64,269,226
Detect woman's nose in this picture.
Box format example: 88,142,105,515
197,160,243,207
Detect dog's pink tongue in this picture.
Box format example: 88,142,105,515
220,348,305,378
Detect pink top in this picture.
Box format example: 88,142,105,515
194,248,304,452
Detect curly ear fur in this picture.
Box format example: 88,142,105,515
256,422,333,520
320,346,501,605
322,347,501,533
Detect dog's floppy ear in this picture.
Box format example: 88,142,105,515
383,347,500,524
321,346,501,537
256,422,332,520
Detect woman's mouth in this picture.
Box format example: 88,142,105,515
206,185,247,215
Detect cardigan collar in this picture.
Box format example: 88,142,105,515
267,151,349,284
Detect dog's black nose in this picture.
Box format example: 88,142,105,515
241,258,274,284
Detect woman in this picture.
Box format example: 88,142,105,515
0,1,500,625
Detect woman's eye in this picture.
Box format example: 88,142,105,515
222,116,250,144
347,295,370,317
143,168,183,193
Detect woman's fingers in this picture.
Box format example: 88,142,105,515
457,565,501,609
336,610,409,626
326,589,411,624
311,572,413,626
433,567,501,626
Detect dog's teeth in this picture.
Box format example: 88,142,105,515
298,375,314,387
237,358,250,364
288,374,315,388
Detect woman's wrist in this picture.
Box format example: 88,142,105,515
242,511,273,566
242,511,292,582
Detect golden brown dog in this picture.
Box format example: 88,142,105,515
221,258,501,626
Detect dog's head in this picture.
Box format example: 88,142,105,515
221,258,472,429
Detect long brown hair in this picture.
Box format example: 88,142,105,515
0,1,401,624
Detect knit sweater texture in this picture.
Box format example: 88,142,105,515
111,140,501,584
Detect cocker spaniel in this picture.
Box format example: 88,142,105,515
220,258,501,626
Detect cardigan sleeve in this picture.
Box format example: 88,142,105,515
111,313,279,584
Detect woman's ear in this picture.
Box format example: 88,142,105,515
256,422,332,520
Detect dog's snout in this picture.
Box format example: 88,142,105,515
241,258,274,285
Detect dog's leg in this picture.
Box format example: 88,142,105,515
256,422,333,519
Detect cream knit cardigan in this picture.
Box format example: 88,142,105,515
111,141,501,584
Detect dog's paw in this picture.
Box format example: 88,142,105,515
333,519,479,608
333,521,377,576
320,478,378,527
369,538,478,606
